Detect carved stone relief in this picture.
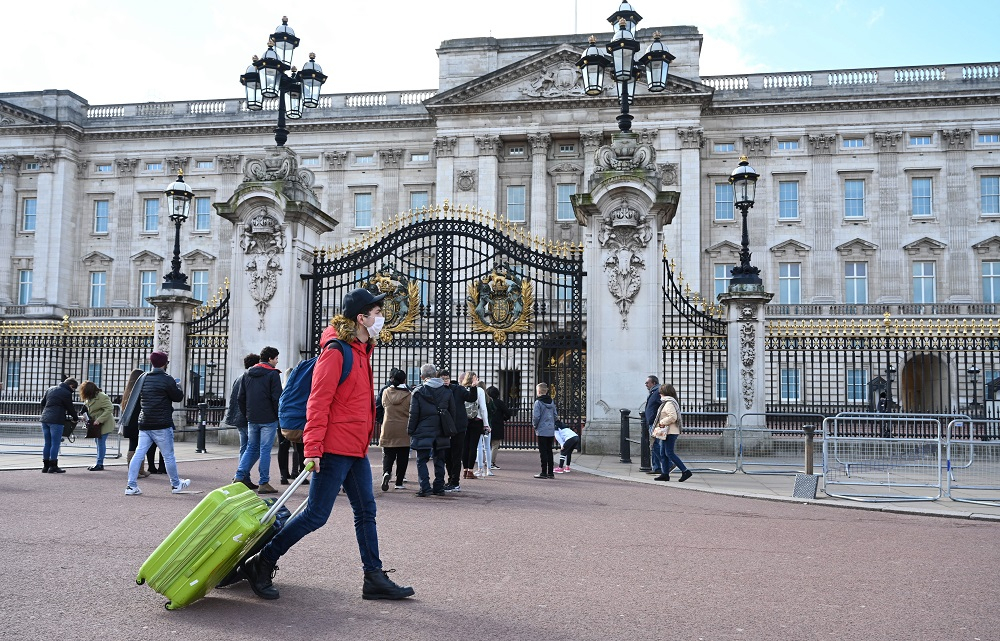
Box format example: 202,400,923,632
808,134,836,152
166,156,190,173
743,136,770,154
156,322,170,353
116,158,139,176
677,127,705,149
475,135,501,156
324,151,347,168
379,149,403,167
519,64,586,98
457,170,477,191
216,155,242,172
659,163,678,186
0,154,20,177
941,128,971,149
738,313,756,410
241,208,286,330
34,154,55,170
580,130,604,151
598,196,653,328
433,136,458,157
874,131,903,149
595,135,656,172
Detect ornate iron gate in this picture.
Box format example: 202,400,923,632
310,203,586,448
185,288,230,423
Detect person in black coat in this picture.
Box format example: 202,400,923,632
439,368,472,490
235,345,283,494
39,378,79,473
407,364,454,496
225,353,261,456
644,375,663,475
485,386,514,469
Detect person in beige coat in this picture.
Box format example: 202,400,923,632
378,369,412,491
80,380,116,471
651,383,692,482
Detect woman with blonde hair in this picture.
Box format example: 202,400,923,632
651,383,692,482
80,380,116,471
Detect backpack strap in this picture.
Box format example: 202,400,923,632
322,339,353,385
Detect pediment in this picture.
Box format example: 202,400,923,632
182,249,216,267
769,239,811,257
972,236,1000,256
81,251,114,267
130,250,164,267
425,44,713,109
0,100,56,127
835,238,879,257
903,237,946,256
704,240,741,258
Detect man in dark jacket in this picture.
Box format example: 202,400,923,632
224,353,261,456
644,375,662,475
39,377,79,473
439,368,471,492
235,345,283,494
125,351,188,495
407,364,454,497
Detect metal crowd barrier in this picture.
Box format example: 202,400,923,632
673,412,739,474
946,418,1000,507
736,413,826,475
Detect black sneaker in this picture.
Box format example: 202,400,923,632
234,476,259,490
415,489,431,497
381,472,391,492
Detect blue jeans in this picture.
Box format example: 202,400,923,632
261,453,382,572
650,427,663,470
128,428,181,487
95,433,109,466
416,448,447,493
238,426,248,456
41,423,63,460
662,434,687,473
236,421,278,484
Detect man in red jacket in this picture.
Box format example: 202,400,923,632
244,288,415,602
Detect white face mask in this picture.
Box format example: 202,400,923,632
368,315,385,337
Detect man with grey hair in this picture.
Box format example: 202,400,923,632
406,364,455,497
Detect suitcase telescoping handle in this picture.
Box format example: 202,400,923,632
260,461,313,525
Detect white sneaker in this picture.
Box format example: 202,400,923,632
171,479,191,494
125,486,142,496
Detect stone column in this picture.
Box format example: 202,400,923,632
528,133,551,239
0,155,19,304
215,154,243,284
874,131,903,302
718,288,774,452
323,151,348,244
942,128,973,301
215,146,339,390
572,132,679,453
434,136,457,210
476,135,500,213
379,148,403,224
112,157,139,306
808,134,837,301
674,127,704,281
148,293,201,431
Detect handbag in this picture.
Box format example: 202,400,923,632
62,419,76,439
85,419,102,439
281,428,303,443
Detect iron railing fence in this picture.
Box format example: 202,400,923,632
185,288,230,410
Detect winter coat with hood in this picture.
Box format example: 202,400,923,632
303,325,376,459
406,378,455,451
224,373,248,428
532,394,558,437
379,384,412,448
238,363,282,424
40,382,78,425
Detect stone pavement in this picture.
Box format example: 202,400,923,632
3,439,998,520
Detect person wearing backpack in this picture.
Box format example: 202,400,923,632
406,364,454,497
243,287,415,602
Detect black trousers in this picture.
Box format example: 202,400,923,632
537,435,555,475
446,432,465,484
382,446,410,485
277,433,305,480
463,419,484,468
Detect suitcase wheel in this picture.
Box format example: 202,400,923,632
136,577,145,585
165,601,175,611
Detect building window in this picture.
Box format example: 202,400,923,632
982,176,1000,215
979,133,1000,144
22,198,37,232
145,162,162,171
845,262,868,304
411,153,429,162
843,137,864,148
96,163,113,173
778,181,799,220
983,261,1000,303
844,179,865,219
714,143,735,153
508,146,525,157
196,160,214,169
23,162,39,171
143,198,159,232
779,262,801,304
912,261,936,303
911,177,933,217
780,368,801,402
140,270,158,307
559,144,575,153
87,363,103,387
777,140,799,150
93,200,110,233
409,191,429,212
556,184,576,221
716,368,728,401
17,270,32,305
714,264,734,298
506,185,526,223
194,197,211,231
714,183,734,221
356,154,374,165
90,272,107,308
301,157,320,166
354,193,373,228
5,361,21,390
191,270,209,303
846,369,868,403
910,135,932,146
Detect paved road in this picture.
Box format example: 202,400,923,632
2,451,998,641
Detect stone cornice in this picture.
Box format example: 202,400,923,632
705,93,1000,116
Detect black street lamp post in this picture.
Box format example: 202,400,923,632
161,171,194,291
968,365,981,414
728,157,762,286
576,2,675,133
240,17,328,147
886,364,896,411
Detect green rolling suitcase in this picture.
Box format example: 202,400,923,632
136,467,310,610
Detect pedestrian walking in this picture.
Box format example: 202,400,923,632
80,380,115,471
553,422,580,473
225,353,260,456
651,383,692,482
379,368,412,491
439,368,472,492
39,377,79,473
644,375,662,475
119,369,148,478
122,351,190,495
243,287,415,602
407,364,453,497
234,346,282,494
532,382,558,479
485,385,512,469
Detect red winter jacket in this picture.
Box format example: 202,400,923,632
302,325,375,459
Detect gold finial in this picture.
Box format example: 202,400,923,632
588,35,597,44
309,52,316,60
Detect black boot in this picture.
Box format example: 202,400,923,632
654,473,670,481
244,553,280,600
49,459,66,473
42,459,50,473
362,569,415,600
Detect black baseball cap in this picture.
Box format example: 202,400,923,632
342,288,386,319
